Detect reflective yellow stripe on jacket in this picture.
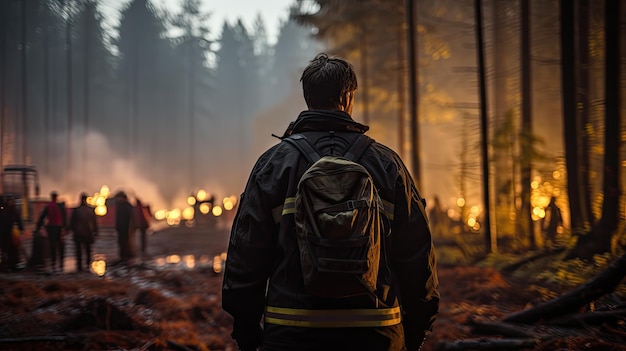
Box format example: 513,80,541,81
264,306,402,328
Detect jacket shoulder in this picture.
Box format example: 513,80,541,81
252,139,302,176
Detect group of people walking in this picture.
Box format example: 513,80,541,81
0,190,152,274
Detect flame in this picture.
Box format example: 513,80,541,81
456,197,465,207
182,207,195,220
199,203,211,214
223,197,234,210
212,205,223,217
197,189,207,202
99,185,110,197
187,196,196,206
154,210,166,220
95,205,107,216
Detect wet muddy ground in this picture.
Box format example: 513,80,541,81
1,223,625,351
1,223,234,351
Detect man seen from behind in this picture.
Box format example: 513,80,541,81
35,191,67,273
221,53,439,351
69,192,98,272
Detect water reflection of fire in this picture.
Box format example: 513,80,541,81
86,252,225,276
91,254,107,276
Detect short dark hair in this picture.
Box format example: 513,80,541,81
300,53,358,110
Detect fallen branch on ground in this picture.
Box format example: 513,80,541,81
548,309,626,327
467,316,535,338
0,336,67,343
436,337,539,350
501,247,565,273
502,252,626,324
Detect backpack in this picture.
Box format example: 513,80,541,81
284,133,383,298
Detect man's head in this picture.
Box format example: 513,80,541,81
80,192,88,204
50,191,58,201
115,191,127,202
300,53,358,113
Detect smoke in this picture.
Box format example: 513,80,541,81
40,129,168,210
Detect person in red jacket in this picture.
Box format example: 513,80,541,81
35,191,67,273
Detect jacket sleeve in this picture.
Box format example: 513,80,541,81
222,159,278,351
91,211,98,233
391,170,440,351
14,208,24,231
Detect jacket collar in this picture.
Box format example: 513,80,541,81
280,110,369,138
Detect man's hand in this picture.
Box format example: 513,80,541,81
37,228,47,238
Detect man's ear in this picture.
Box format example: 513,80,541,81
340,91,352,111
344,91,355,113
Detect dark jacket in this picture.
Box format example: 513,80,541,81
70,203,98,243
222,110,439,351
115,199,136,236
0,200,23,235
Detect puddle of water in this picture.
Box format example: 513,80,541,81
21,230,227,277
57,252,226,277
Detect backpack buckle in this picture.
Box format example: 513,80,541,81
347,200,356,210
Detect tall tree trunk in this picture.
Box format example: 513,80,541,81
1,2,6,173
188,38,195,187
43,4,50,174
396,1,406,158
560,0,585,235
83,2,90,177
519,0,534,248
65,0,73,184
492,0,514,241
597,0,621,253
406,0,421,188
132,31,139,159
577,0,594,227
359,20,369,125
475,0,494,253
20,0,27,164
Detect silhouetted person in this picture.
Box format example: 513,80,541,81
69,193,98,272
428,195,448,238
114,191,136,264
0,196,24,272
542,196,562,247
135,197,151,256
36,191,67,273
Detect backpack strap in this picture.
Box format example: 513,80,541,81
283,134,321,164
343,134,374,162
285,133,374,164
